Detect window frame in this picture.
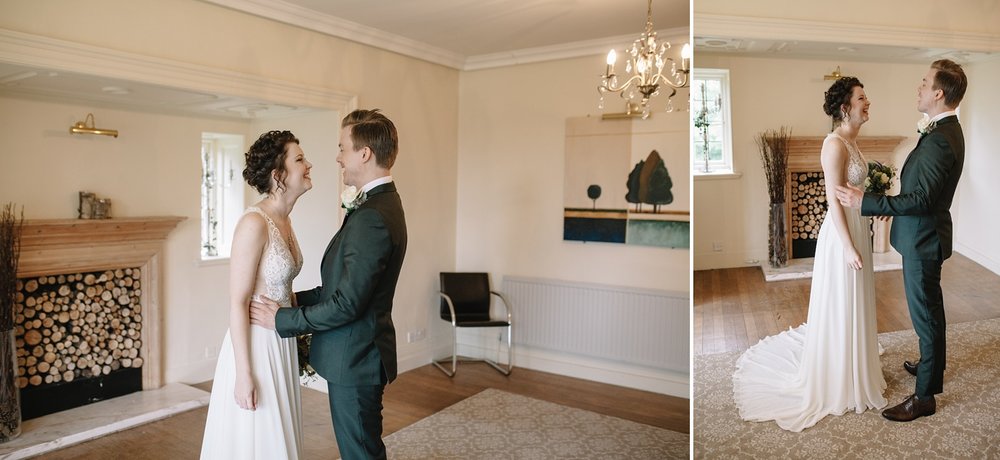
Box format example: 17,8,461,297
692,68,734,175
200,133,245,261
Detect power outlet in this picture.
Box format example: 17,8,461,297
712,241,724,252
406,329,426,343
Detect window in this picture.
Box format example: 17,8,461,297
200,133,245,260
692,68,734,174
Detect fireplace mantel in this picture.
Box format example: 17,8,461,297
16,216,184,390
787,136,906,171
18,217,185,278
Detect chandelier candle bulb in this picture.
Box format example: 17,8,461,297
596,0,689,117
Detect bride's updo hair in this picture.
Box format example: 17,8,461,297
823,77,864,123
243,130,300,194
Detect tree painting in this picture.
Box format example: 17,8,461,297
625,150,672,212
586,185,602,209
625,160,645,212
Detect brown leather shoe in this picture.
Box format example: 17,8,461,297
882,394,936,422
903,360,919,376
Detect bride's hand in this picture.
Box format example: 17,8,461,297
844,245,863,270
235,372,257,411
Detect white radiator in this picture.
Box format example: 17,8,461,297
501,276,688,374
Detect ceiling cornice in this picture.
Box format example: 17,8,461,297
202,0,467,69
0,28,357,112
465,27,689,71
203,0,689,71
695,13,1000,53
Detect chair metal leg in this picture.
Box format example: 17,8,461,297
483,324,513,376
433,325,458,377
434,324,513,377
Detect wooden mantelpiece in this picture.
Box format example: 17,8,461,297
18,217,185,278
787,136,906,171
16,216,185,390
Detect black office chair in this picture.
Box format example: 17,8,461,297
433,272,513,377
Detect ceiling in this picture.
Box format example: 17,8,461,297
276,0,687,57
0,0,689,120
695,36,994,64
0,62,321,121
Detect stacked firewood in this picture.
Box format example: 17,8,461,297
789,172,829,241
14,268,143,388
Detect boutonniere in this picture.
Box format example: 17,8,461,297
916,114,937,136
341,186,367,212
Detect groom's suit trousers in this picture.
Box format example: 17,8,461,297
902,258,946,397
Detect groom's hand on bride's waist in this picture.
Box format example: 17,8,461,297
834,184,863,208
249,295,279,330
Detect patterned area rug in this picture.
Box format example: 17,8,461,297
695,318,1000,459
383,389,689,459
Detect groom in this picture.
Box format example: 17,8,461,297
836,59,967,422
251,109,407,459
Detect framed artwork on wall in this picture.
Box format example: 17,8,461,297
563,116,689,249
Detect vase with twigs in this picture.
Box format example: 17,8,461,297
756,128,791,268
0,203,23,443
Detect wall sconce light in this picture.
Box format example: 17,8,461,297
70,113,118,138
824,66,846,80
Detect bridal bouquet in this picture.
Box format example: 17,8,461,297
865,161,897,195
296,334,317,379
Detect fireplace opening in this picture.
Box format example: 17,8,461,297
15,268,144,420
789,171,828,259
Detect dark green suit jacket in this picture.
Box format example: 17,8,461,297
861,115,964,260
275,182,407,385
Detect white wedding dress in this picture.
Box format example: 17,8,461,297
201,207,304,459
732,132,887,432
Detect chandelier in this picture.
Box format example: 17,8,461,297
598,0,691,119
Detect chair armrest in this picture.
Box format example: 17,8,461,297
489,290,512,324
439,292,458,326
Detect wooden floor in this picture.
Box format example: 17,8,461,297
694,253,1000,355
36,364,688,459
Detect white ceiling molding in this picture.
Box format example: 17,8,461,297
203,0,687,71
465,27,689,71
0,28,356,113
695,13,1000,54
202,0,466,69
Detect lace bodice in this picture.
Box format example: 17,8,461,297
245,207,302,307
829,132,868,187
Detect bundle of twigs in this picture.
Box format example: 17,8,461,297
1,203,23,442
756,127,791,204
0,203,23,332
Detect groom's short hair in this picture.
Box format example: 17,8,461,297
342,109,399,169
931,59,967,108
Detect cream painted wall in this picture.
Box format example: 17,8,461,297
1,0,459,383
455,40,690,395
693,55,931,270
456,48,690,293
955,58,1000,274
0,95,253,381
696,0,1000,35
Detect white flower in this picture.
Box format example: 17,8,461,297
880,174,889,184
916,113,936,135
341,185,362,211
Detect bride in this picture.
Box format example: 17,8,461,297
200,130,312,458
732,77,887,432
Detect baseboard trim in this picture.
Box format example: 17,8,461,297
458,342,689,398
955,244,1000,276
